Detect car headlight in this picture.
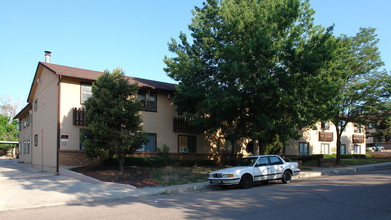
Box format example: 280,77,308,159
223,174,234,178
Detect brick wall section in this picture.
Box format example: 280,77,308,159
59,150,243,167
59,150,100,167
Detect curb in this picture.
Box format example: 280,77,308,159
152,162,391,195
59,162,391,196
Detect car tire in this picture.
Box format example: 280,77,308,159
281,171,292,184
239,174,253,189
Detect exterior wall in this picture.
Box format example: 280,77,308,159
285,122,366,156
59,150,99,166
59,77,87,151
31,68,59,172
18,110,32,163
141,91,212,154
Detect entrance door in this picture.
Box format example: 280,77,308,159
321,143,330,154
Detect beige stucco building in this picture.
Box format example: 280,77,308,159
15,53,366,172
285,122,366,156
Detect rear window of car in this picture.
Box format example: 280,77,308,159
234,157,258,166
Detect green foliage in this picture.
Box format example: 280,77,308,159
0,114,18,149
373,114,391,142
83,68,148,172
263,135,283,155
328,27,390,164
103,156,219,168
164,0,343,154
157,144,171,157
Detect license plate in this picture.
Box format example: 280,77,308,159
210,180,221,185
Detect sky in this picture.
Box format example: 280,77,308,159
1,0,390,109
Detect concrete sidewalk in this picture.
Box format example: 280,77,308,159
1,158,391,212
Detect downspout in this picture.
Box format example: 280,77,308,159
56,75,62,174
30,109,33,165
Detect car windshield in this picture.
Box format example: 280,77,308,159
234,157,258,167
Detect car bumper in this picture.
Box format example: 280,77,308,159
208,178,240,185
293,170,300,176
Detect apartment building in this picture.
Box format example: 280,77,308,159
15,52,367,172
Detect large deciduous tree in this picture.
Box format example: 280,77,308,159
329,27,390,164
83,68,148,173
164,0,342,154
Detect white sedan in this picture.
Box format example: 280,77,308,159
208,155,300,188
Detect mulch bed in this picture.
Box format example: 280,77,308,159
70,166,159,188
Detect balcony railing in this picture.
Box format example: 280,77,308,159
319,131,333,142
352,134,364,143
73,108,86,125
173,117,199,133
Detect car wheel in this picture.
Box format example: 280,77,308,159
281,171,292,184
239,174,253,189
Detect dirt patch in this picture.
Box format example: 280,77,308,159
148,166,215,186
71,165,217,188
71,166,159,188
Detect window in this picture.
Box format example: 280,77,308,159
218,138,233,154
341,144,347,154
137,91,157,112
178,135,196,153
321,143,330,154
354,145,360,154
138,133,157,152
81,83,92,104
321,122,330,130
19,142,22,154
26,140,30,154
23,141,26,154
269,156,283,165
23,114,30,127
299,142,309,155
34,99,38,111
34,134,38,146
256,157,270,166
354,123,362,133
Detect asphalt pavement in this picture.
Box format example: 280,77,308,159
1,158,391,212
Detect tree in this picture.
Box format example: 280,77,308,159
0,95,23,120
329,27,390,164
0,114,19,154
164,0,342,154
83,68,148,173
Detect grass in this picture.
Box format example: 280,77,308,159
302,158,391,167
341,158,391,165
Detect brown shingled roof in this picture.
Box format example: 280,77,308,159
39,62,176,91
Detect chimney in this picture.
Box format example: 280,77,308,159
44,51,51,63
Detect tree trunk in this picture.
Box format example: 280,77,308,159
336,128,342,165
118,156,125,174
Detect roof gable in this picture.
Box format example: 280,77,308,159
39,62,176,91
27,62,176,102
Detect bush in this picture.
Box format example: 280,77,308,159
104,157,222,168
104,157,180,167
157,144,170,157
